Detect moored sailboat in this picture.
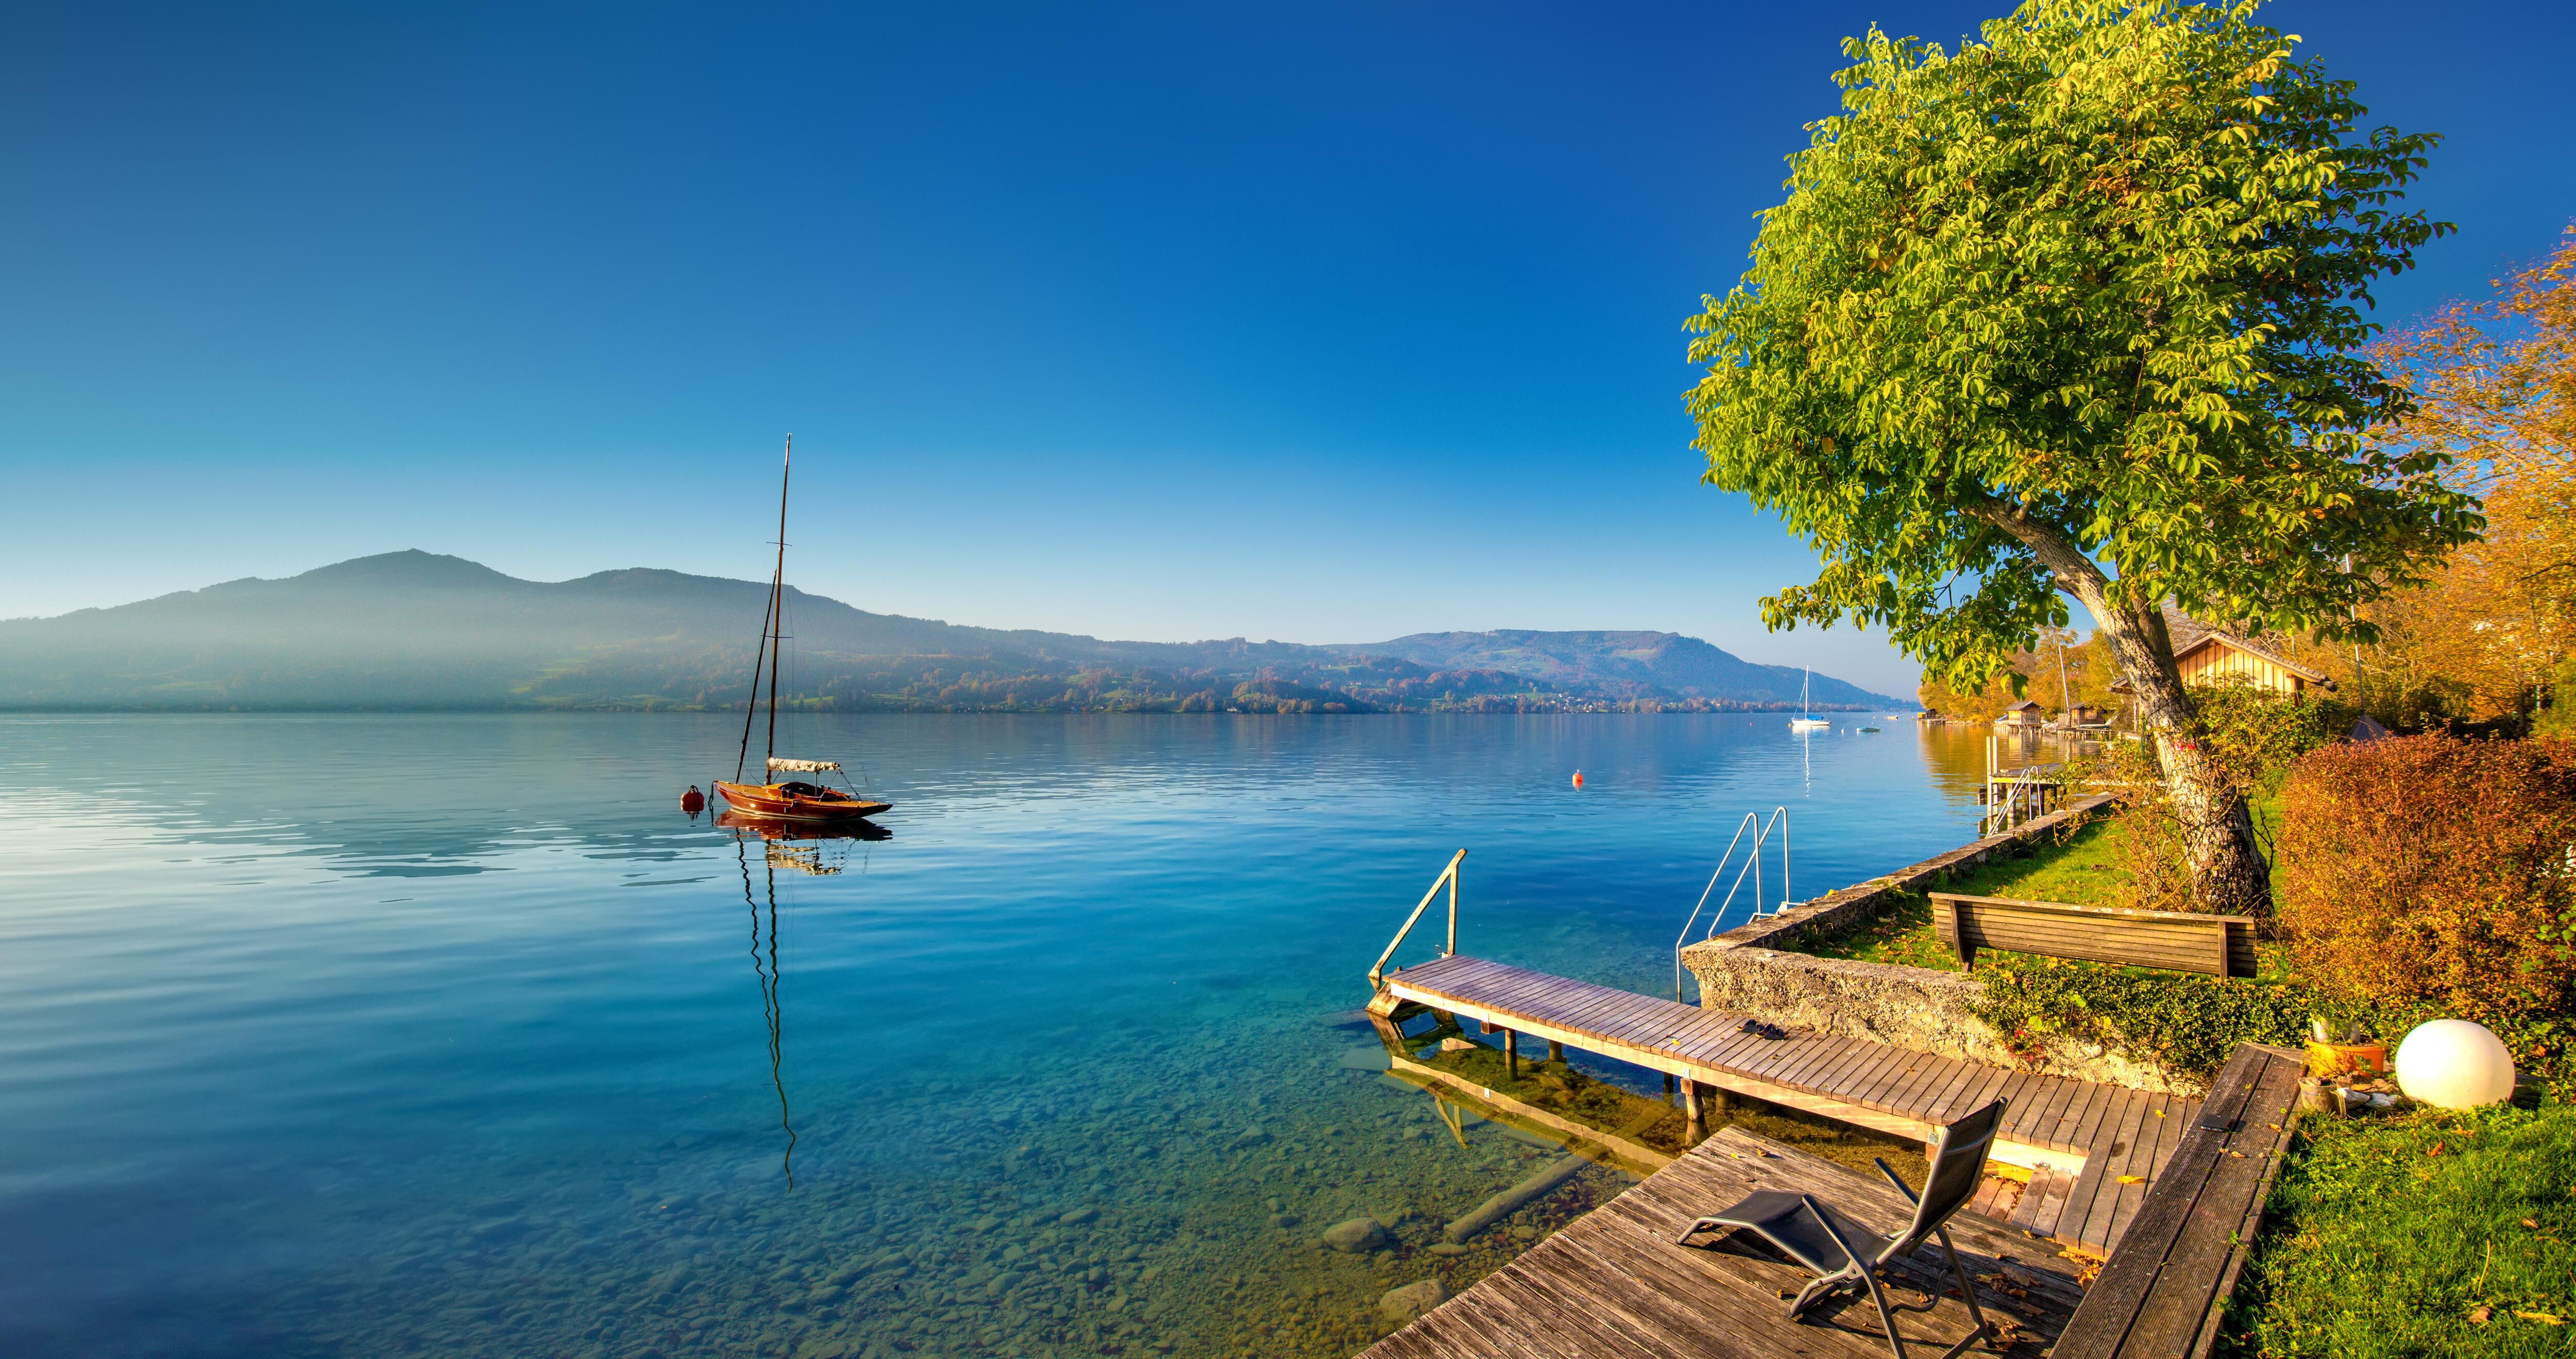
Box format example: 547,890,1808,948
1788,666,1831,732
713,436,892,823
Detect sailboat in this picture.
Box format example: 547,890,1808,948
713,436,893,823
1788,667,1832,732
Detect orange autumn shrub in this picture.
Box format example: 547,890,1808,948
2279,735,2576,1021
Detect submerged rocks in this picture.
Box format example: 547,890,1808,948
1378,1279,1449,1324
1320,1217,1388,1253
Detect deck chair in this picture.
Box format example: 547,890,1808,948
1672,1100,2007,1359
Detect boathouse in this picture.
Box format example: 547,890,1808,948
2164,611,2336,697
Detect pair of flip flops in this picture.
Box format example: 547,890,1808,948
1737,1019,1789,1040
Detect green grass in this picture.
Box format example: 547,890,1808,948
1797,816,2127,971
2222,1102,2576,1358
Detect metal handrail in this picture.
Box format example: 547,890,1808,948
1671,807,1791,1000
1368,848,1468,988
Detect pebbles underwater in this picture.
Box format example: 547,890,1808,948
233,1003,1633,1359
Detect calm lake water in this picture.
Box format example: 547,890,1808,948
0,712,1991,1359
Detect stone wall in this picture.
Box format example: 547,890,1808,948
1676,793,2200,1096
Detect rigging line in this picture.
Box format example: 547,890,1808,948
733,573,778,785
765,435,792,768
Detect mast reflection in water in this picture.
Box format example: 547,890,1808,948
722,812,888,1189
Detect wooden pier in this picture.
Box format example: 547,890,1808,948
1376,954,2201,1257
1358,1124,2089,1359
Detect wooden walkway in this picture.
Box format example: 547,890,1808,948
2053,1044,2307,1358
1358,1124,2089,1359
1382,954,2203,1256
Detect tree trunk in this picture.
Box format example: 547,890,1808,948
2081,594,2272,915
1967,497,2272,915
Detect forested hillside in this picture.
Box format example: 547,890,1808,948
0,552,1907,711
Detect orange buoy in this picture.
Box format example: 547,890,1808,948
681,785,705,814
1571,770,1584,789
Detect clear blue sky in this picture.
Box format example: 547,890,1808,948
3,2,2568,695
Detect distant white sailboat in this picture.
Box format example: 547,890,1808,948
1789,667,1831,732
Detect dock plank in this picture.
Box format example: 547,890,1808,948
1383,956,2191,1254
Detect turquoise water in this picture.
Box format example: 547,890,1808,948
0,713,1987,1358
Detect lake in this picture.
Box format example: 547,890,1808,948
0,712,1992,1358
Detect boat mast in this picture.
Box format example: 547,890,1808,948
765,435,791,772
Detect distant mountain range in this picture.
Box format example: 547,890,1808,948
0,551,1909,712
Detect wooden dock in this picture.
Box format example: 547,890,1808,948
1358,1124,2089,1359
1380,954,2202,1256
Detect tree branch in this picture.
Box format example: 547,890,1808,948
1962,492,2113,601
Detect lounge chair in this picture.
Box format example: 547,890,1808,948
1673,1100,2007,1359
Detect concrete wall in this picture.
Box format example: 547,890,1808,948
1676,793,2200,1096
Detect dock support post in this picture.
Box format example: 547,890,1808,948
1663,1073,1675,1098
1682,1079,1704,1134
1547,1039,1564,1064
1503,1028,1519,1079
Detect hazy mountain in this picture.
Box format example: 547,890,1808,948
0,551,1909,711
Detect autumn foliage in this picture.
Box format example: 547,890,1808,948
2278,735,2576,1022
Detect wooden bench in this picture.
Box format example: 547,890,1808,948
1930,893,2258,977
2052,1042,2307,1358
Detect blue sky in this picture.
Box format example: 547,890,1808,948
3,2,2568,694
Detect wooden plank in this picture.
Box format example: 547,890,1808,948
1596,999,1698,1048
2047,1081,2111,1152
1943,1064,2014,1127
1659,1010,1762,1067
1918,1054,1996,1126
1849,1042,1930,1111
1860,1051,1934,1120
1802,1042,1895,1105
1826,1042,1909,1113
1679,1016,1785,1074
2100,1092,2180,1251
2050,1088,2138,1251
2121,1052,2306,1357
2034,1077,2102,1151
1720,1030,1815,1082
1447,1263,1677,1359
1519,989,1628,1039
1539,987,1652,1040
1466,967,1591,1016
2181,1063,2304,1359
2068,1076,2128,1151
2053,1045,2290,1359
2011,1162,2079,1241
1492,975,1586,1018
2004,1075,2075,1146
1926,892,2256,929
1770,1032,1866,1091
1880,1051,1962,1123
1925,892,2253,976
1765,1036,1856,1090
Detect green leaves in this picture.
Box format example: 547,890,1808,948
1688,0,2478,692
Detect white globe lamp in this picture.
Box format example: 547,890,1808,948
2393,1020,2515,1110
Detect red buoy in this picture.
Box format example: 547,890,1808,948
1571,770,1584,789
681,785,705,814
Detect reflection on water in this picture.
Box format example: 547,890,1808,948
0,712,1994,1358
738,835,801,1190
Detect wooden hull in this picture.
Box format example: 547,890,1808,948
718,809,891,843
714,780,891,822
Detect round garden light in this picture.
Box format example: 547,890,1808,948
2393,1020,2516,1110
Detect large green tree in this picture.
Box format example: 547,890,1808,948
1686,0,2478,912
